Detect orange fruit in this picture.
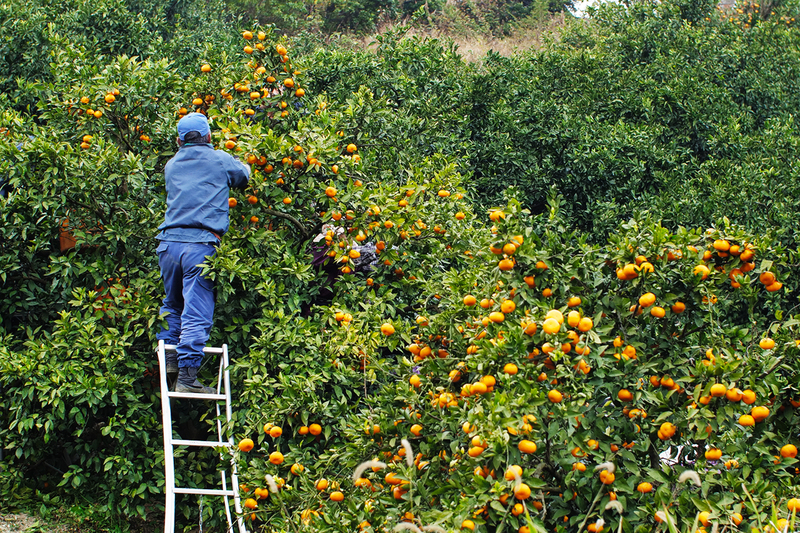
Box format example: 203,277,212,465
545,309,564,324
471,381,488,394
238,438,254,452
325,186,337,197
638,292,656,307
244,498,257,510
694,264,710,280
704,448,722,460
463,295,477,306
650,306,665,318
713,239,730,251
710,383,727,397
788,498,800,512
513,483,531,500
618,389,633,402
315,478,328,490
504,465,523,481
766,281,783,292
269,451,284,465
548,390,563,403
759,337,775,349
228,197,238,208
269,426,283,438
599,470,615,484
410,424,422,436
489,311,505,323
567,310,581,328
726,388,743,402
578,317,593,332
659,422,676,439
742,389,757,404
518,440,537,454
381,323,395,335
671,301,686,313
290,463,304,475
409,375,421,388
498,258,514,271
780,444,797,458
503,363,518,375
500,300,516,313
461,520,475,530
759,271,776,285
637,482,653,493
467,446,484,458
542,318,561,335
330,491,344,502
751,405,770,422
309,423,322,435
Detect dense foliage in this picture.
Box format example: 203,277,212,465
1,0,800,531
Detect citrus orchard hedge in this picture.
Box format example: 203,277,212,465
1,7,799,533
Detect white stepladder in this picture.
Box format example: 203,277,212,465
156,340,248,533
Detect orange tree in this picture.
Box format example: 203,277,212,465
231,182,800,532
209,37,800,533
1,24,800,533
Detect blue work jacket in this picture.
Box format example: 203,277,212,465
157,143,250,243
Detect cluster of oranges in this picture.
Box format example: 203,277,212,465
74,89,146,148
73,89,119,123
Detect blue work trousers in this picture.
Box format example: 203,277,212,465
155,241,216,368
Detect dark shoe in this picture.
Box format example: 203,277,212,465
175,367,216,394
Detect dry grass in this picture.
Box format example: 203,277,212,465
354,13,571,62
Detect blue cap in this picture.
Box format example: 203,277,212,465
177,112,211,140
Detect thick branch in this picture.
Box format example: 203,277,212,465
263,208,311,239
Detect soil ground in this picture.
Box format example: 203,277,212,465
0,513,68,533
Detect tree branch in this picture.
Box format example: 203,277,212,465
263,208,311,239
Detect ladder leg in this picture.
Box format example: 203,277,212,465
223,346,247,533
214,362,235,533
158,341,177,533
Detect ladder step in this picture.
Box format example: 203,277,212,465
163,344,225,355
173,487,237,497
172,439,231,448
167,391,226,400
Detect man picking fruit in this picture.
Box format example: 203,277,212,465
155,113,249,393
